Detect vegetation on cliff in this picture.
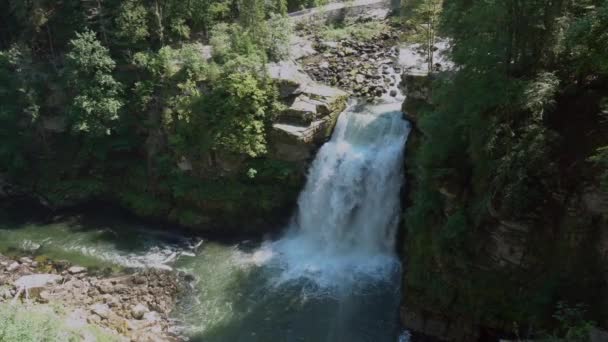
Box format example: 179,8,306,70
403,0,608,339
0,0,326,231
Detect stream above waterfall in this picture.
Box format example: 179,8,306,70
0,74,410,341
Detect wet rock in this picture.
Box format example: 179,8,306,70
390,90,397,97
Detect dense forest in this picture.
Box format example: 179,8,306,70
403,0,608,339
0,0,331,231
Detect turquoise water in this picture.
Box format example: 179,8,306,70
0,214,402,342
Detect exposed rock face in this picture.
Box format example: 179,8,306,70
268,60,347,164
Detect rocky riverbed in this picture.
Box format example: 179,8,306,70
297,19,402,98
0,253,189,341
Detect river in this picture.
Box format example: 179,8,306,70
0,66,410,342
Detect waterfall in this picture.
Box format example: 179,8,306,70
271,92,410,288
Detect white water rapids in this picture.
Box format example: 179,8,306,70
269,98,410,288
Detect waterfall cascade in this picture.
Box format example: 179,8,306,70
271,67,411,287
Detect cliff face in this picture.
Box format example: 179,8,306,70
400,74,608,341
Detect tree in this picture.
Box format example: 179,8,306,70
65,30,123,136
115,0,150,44
195,67,277,157
403,0,442,72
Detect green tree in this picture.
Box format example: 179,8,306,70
403,0,443,72
65,30,123,136
194,64,277,157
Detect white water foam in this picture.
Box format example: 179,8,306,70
267,86,410,289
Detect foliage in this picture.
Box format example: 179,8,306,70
546,302,595,342
404,0,608,334
65,30,123,136
0,304,62,342
401,0,442,71
0,0,306,230
0,303,119,342
115,0,150,44
194,68,277,157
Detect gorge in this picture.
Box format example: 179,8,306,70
1,0,608,341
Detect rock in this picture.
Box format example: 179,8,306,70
143,311,161,323
132,276,147,285
19,257,33,264
53,260,70,271
68,266,87,275
87,314,102,325
267,61,309,98
91,303,111,319
37,290,51,303
97,282,114,294
131,303,149,320
390,90,398,97
14,274,62,300
280,95,321,125
7,262,20,272
290,36,316,60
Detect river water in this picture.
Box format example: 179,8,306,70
0,67,410,342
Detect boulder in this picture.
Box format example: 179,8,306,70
267,61,311,98
7,262,20,272
290,36,317,60
19,257,33,264
131,303,149,320
68,266,87,275
91,303,111,320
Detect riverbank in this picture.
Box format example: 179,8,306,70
0,252,189,341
